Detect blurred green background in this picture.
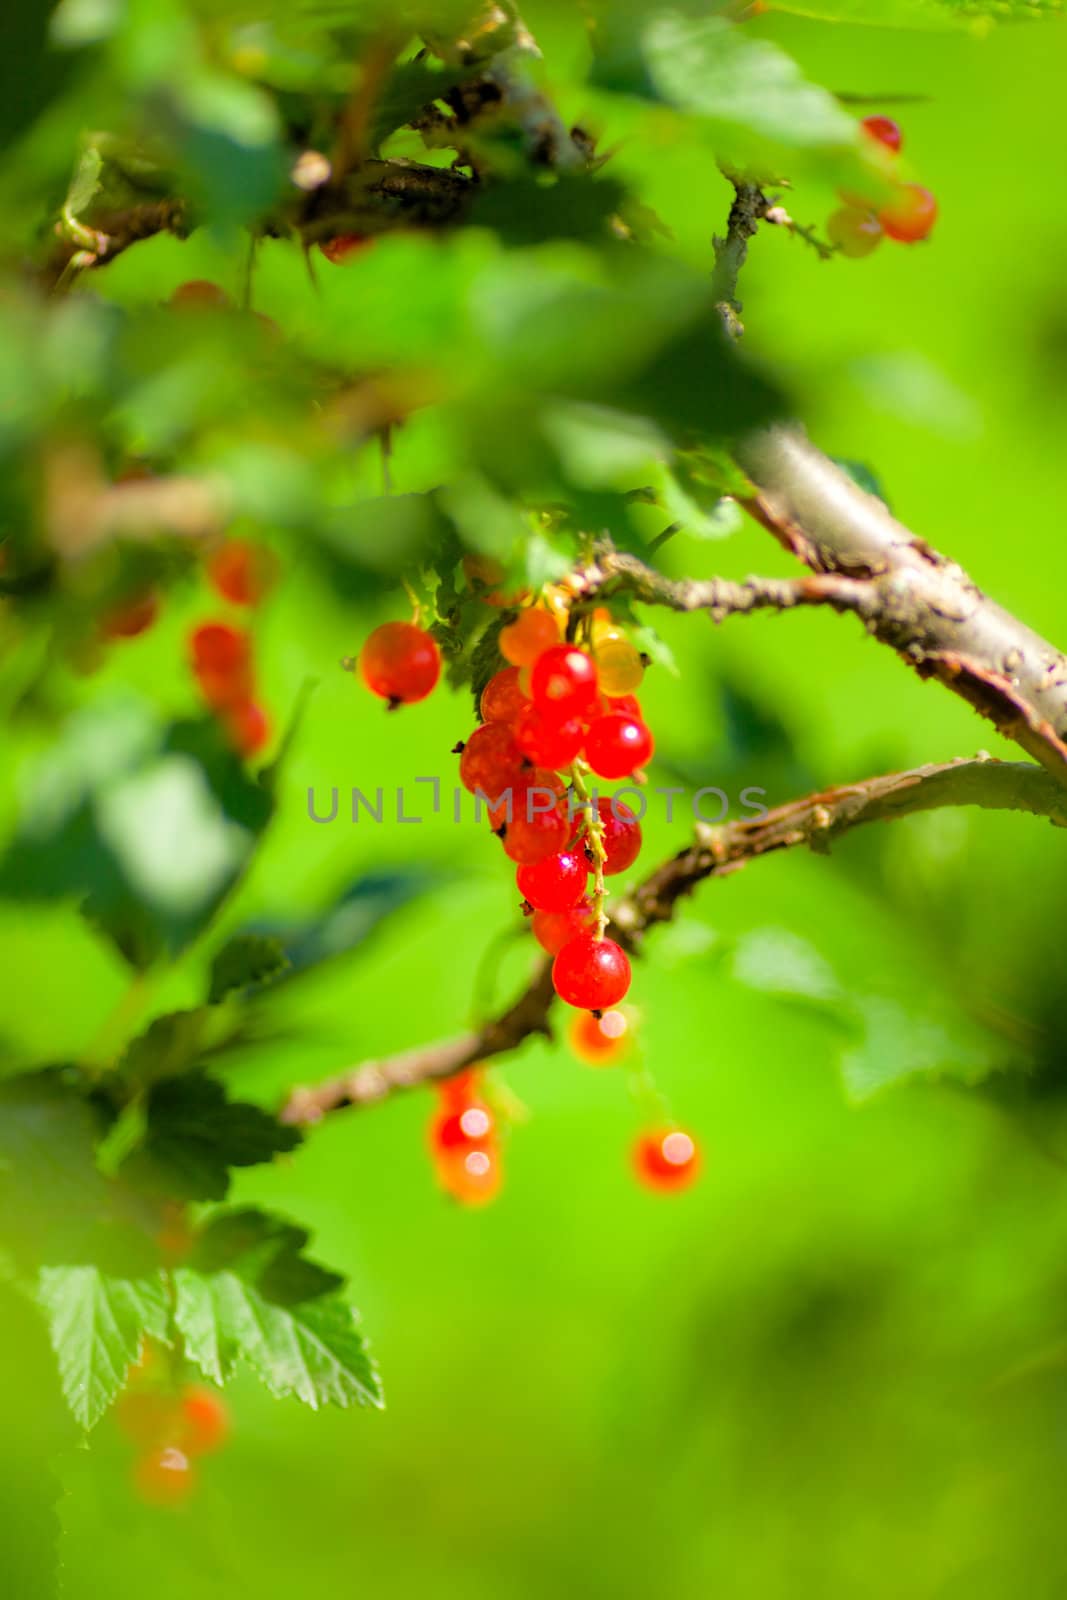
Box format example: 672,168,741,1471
6,5,1067,1598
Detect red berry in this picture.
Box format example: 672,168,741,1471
633,1128,701,1193
531,897,595,955
189,622,253,709
878,183,937,243
530,645,598,721
552,933,631,1009
595,798,642,875
827,207,883,259
502,803,569,865
320,234,372,263
569,1007,630,1065
861,114,902,153
514,703,584,770
516,850,588,912
170,280,229,309
224,699,270,757
584,714,654,779
208,540,278,607
101,590,159,640
179,1387,229,1455
499,607,561,666
431,1102,494,1152
360,621,440,707
435,1143,502,1206
134,1446,195,1506
480,666,528,724
459,722,527,796
114,1390,179,1448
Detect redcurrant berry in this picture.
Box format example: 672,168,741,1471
207,540,278,607
878,183,937,243
134,1446,196,1506
170,280,229,309
530,645,599,721
633,1128,701,1193
594,637,644,696
360,621,441,707
531,897,595,955
569,1007,630,1065
514,703,584,770
114,1390,179,1448
101,591,159,640
827,207,883,259
516,850,589,912
552,933,631,1009
189,622,253,709
480,666,528,724
435,1143,502,1206
224,700,270,758
502,803,570,866
179,1387,230,1455
584,714,654,779
319,234,372,263
459,722,527,795
431,1102,494,1152
595,798,642,875
499,607,561,666
860,114,902,153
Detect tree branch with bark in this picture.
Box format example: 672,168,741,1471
281,757,1067,1123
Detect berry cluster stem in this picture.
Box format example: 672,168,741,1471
569,761,608,938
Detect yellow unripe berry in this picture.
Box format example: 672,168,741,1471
595,637,644,696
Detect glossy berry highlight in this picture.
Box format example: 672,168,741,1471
360,621,441,707
529,645,599,721
134,1446,196,1507
552,932,631,1010
568,1007,630,1065
584,714,654,779
516,850,589,912
633,1128,701,1193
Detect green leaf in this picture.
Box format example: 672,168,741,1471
119,1074,301,1202
766,0,1062,27
173,1208,380,1409
174,1274,382,1409
840,996,1001,1102
0,1070,162,1273
208,933,291,1003
731,928,845,1006
634,13,856,150
0,703,274,968
186,1208,344,1305
37,1265,169,1430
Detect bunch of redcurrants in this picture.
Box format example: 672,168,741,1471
187,535,277,757
115,1344,230,1506
828,115,937,258
360,573,701,1201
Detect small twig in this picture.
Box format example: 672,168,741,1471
280,757,1067,1123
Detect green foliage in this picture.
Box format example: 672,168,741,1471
175,1210,381,1407
208,933,291,1002
37,1266,170,1430
118,1073,301,1201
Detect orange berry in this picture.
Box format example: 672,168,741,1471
633,1128,701,1193
827,207,883,259
568,1008,631,1065
499,607,561,667
879,183,937,244
179,1386,230,1455
134,1447,196,1507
